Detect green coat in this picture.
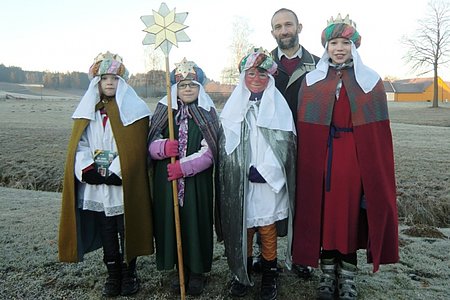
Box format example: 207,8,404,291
152,118,214,274
58,99,153,263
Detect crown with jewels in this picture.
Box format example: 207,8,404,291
326,13,357,28
88,51,129,81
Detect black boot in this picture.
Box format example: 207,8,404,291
187,272,206,296
103,260,122,297
247,256,253,280
253,254,263,273
253,233,263,273
230,256,253,297
121,258,139,296
260,258,278,300
292,263,314,279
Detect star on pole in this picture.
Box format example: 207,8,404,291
140,5,190,299
140,2,190,56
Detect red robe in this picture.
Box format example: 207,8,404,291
292,68,398,272
321,86,363,253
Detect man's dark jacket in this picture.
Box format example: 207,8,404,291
271,47,320,122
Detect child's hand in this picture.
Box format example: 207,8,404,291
167,161,183,181
248,166,266,183
82,168,105,185
105,173,122,186
165,140,179,157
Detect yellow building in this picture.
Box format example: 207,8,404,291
383,77,450,102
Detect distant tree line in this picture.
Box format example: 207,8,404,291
0,64,89,90
128,70,167,98
0,64,173,98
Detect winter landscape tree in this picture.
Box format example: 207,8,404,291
402,0,450,107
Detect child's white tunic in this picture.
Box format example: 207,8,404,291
245,101,288,228
74,110,123,216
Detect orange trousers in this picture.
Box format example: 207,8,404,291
247,223,277,261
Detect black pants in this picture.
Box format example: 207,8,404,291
96,212,125,263
320,250,357,266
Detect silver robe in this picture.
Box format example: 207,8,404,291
217,122,296,285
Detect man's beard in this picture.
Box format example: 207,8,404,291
277,34,299,50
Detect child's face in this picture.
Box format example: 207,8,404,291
327,38,352,64
99,74,119,97
244,68,269,93
177,80,199,104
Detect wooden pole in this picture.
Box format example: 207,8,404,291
164,55,186,300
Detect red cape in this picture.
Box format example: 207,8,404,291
292,69,399,272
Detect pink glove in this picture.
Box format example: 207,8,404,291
165,140,179,157
167,160,183,181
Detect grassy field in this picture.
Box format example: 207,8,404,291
0,98,449,226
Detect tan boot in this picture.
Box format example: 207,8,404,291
317,258,337,300
337,261,358,300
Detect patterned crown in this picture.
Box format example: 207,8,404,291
93,51,124,64
88,51,129,81
239,47,278,75
322,14,361,48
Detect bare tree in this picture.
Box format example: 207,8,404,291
142,48,164,98
144,47,164,71
221,16,253,84
402,0,450,107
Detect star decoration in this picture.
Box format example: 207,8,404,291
141,2,190,56
174,58,196,79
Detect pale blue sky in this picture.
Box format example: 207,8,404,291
0,0,439,82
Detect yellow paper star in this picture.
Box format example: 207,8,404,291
141,2,190,56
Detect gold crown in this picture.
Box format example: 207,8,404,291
327,13,356,28
93,51,124,64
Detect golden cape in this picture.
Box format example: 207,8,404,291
58,99,153,263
